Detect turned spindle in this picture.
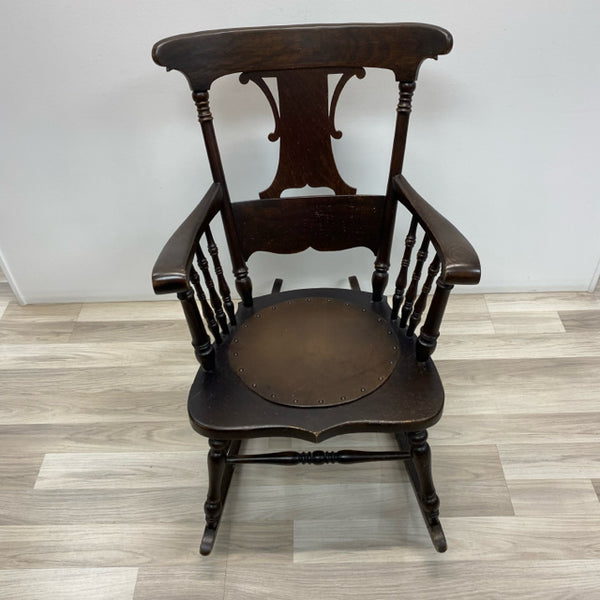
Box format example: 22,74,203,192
416,278,453,362
400,234,429,328
407,255,441,337
196,243,228,336
205,226,236,327
177,287,215,371
391,216,418,320
190,265,222,344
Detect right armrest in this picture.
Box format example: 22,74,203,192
392,175,481,286
152,183,223,295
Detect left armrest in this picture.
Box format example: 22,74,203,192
392,174,481,286
152,183,223,295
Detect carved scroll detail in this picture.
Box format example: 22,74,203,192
240,72,281,141
329,67,366,138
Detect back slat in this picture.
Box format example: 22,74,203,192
231,195,386,260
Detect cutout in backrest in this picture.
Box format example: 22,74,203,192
240,68,365,198
280,186,335,198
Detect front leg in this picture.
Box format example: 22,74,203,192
201,439,230,555
396,430,447,552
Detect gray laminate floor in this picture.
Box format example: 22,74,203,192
1,272,599,599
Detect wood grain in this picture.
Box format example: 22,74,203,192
0,282,14,302
440,311,494,335
293,516,600,563
443,293,490,314
437,357,600,415
485,292,600,312
133,567,225,600
0,366,194,424
431,413,600,445
0,422,199,456
77,301,183,322
35,452,208,489
0,524,207,568
559,309,600,332
0,488,208,525
0,320,75,343
1,302,81,322
0,341,191,370
434,332,600,360
1,282,599,595
0,568,138,600
499,443,600,479
593,480,600,502
490,311,565,334
223,561,600,600
507,480,600,516
69,320,189,343
0,456,45,490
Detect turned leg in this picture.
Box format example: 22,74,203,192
396,430,447,552
201,439,229,555
407,431,440,519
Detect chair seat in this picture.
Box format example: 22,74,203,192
188,288,444,443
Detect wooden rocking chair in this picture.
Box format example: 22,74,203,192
151,23,480,555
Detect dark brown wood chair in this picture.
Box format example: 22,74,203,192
151,23,480,555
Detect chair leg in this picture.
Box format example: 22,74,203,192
395,430,447,553
200,438,241,556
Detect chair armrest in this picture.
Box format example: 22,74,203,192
152,183,223,295
392,175,481,286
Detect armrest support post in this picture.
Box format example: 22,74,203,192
372,81,416,302
416,279,453,362
193,90,253,307
177,288,216,371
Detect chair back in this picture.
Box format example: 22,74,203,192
153,23,452,299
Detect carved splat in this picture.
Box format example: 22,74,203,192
240,68,364,199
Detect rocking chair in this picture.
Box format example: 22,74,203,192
151,23,480,555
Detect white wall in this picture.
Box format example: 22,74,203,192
1,1,599,303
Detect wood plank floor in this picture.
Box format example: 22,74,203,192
1,274,599,599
